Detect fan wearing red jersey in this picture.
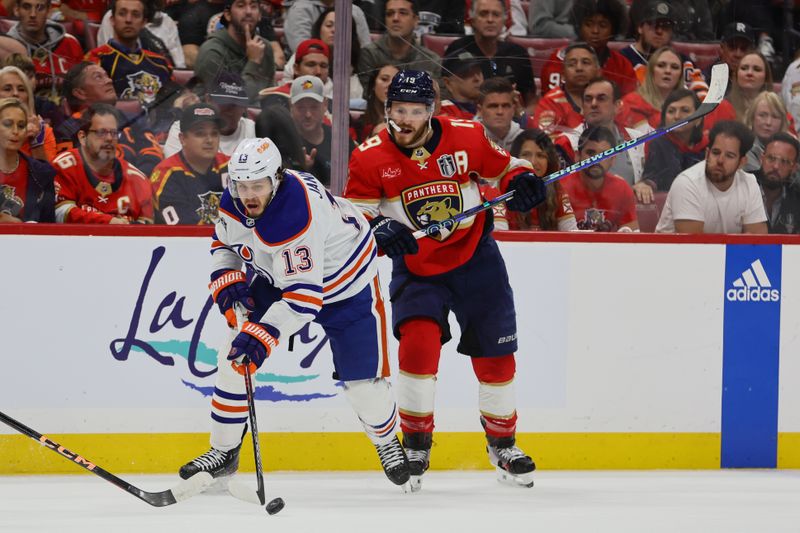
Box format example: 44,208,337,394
54,103,153,224
345,70,545,491
561,126,639,232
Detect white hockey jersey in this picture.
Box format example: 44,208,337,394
210,169,377,339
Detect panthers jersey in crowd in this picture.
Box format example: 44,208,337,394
84,41,173,107
54,114,164,176
211,169,376,339
151,152,229,225
345,116,531,276
53,148,153,223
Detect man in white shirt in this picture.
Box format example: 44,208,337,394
163,72,255,157
657,120,768,234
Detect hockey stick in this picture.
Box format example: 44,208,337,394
226,305,285,514
0,410,213,507
411,63,729,239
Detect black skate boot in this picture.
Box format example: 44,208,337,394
486,435,535,488
403,432,432,492
375,435,411,490
179,443,241,480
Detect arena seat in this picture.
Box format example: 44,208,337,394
421,33,459,57
635,191,668,233
173,69,195,86
607,40,632,52
370,32,382,42
507,37,569,79
672,42,720,72
115,99,144,123
0,18,14,33
83,22,100,51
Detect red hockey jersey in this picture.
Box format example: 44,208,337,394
345,117,531,276
540,46,638,96
530,86,584,136
561,171,637,231
53,148,153,223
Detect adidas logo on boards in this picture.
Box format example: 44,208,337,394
726,259,780,302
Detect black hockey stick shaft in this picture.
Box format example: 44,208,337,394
0,410,211,507
412,63,729,239
242,356,267,506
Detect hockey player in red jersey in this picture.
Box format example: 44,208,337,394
53,103,153,223
345,70,546,490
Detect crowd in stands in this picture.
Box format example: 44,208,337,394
2,0,800,234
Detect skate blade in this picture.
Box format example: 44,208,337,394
495,466,534,488
408,475,423,493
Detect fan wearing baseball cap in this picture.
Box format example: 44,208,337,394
151,103,230,225
164,71,256,158
289,75,355,186
260,38,331,110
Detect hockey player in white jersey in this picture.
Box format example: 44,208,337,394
179,138,411,488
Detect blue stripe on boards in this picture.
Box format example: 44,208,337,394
721,244,781,468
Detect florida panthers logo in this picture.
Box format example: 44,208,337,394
195,191,222,224
121,71,162,106
402,180,462,241
0,184,23,217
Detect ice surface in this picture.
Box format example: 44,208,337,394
0,470,797,533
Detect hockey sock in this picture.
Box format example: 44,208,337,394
210,329,249,451
472,354,518,438
342,378,399,447
397,319,442,434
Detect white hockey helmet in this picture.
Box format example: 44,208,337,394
227,137,283,201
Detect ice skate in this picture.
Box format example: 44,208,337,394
375,435,411,491
179,443,241,480
403,432,432,493
486,435,535,488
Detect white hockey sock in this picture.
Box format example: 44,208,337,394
210,329,248,451
342,378,399,447
396,371,436,419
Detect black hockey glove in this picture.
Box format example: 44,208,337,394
369,216,419,258
505,172,546,212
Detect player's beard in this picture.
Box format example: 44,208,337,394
391,119,431,149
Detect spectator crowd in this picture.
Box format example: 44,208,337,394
2,0,800,234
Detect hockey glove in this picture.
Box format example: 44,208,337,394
209,269,255,328
505,172,546,212
370,216,419,258
227,321,280,375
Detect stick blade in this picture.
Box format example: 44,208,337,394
703,63,729,106
170,472,214,502
228,478,263,505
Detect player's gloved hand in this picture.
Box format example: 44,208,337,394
369,216,419,258
505,172,547,212
227,321,279,375
209,269,255,328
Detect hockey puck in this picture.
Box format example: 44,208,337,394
265,497,285,515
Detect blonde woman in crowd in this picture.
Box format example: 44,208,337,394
728,51,774,120
0,66,56,161
0,97,55,223
619,46,683,131
743,91,792,172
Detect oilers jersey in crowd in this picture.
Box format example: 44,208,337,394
345,116,531,276
211,170,377,339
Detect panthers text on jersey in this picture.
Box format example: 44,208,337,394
211,170,378,339
53,148,154,223
151,152,230,225
345,116,532,276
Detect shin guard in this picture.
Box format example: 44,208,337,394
343,378,399,447
472,354,518,438
397,319,442,434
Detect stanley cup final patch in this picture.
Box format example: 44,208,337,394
401,180,463,241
